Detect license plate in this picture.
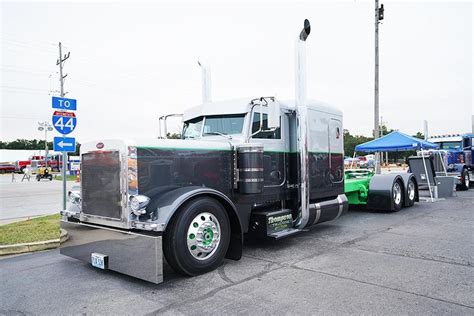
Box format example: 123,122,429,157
91,253,107,269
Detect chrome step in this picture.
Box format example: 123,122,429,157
268,228,302,240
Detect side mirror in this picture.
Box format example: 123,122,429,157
267,100,280,129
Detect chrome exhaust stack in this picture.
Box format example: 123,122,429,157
295,19,311,229
198,59,211,103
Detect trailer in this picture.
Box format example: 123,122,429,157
60,20,418,284
344,169,418,211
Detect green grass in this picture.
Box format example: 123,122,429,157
54,175,78,181
0,214,61,245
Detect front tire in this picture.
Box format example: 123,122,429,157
457,169,469,191
163,197,230,276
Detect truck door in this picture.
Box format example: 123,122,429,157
250,110,289,187
329,118,344,184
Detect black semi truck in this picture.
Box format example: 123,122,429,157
61,20,415,283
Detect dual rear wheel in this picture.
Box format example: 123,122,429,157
392,178,416,211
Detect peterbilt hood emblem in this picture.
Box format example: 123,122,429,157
96,142,104,149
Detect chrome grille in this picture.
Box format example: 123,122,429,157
82,151,122,219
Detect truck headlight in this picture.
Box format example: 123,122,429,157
69,191,81,205
129,195,150,215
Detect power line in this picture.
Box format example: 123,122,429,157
0,36,58,53
0,85,50,92
0,67,52,77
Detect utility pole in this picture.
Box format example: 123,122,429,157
57,42,70,210
374,0,384,174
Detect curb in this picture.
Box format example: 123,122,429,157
0,229,68,256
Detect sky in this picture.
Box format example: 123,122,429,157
1,0,472,144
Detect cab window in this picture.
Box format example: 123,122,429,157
182,117,203,139
251,113,281,139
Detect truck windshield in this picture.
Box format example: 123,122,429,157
183,114,245,138
203,115,245,136
438,141,462,150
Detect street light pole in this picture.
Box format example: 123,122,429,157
38,121,53,167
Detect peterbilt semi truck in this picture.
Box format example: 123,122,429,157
60,20,417,284
427,134,473,190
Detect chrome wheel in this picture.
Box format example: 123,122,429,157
187,212,221,260
393,182,402,205
408,181,415,201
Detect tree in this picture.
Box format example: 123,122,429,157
413,132,424,139
344,130,373,157
166,133,181,139
0,139,80,156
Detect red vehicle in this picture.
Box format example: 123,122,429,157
0,162,16,173
15,154,63,173
15,155,44,173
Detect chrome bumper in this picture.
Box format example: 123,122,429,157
60,220,163,284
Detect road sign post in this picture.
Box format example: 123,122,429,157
51,94,77,210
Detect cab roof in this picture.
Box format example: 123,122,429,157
182,97,343,122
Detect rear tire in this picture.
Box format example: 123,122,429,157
391,180,403,212
406,178,416,207
457,169,469,191
163,197,230,276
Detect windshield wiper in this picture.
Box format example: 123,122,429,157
203,132,232,139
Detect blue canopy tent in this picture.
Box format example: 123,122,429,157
355,131,439,152
354,131,440,201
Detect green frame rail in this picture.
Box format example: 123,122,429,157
344,169,374,205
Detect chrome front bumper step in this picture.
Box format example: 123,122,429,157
60,220,163,284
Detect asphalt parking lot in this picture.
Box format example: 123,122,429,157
0,190,473,315
0,174,75,224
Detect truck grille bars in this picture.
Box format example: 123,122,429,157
81,151,122,219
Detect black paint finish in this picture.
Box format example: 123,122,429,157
289,152,344,200
137,147,233,197
135,147,344,233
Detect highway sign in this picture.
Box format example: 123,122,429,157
52,96,77,111
53,136,76,152
52,111,77,135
